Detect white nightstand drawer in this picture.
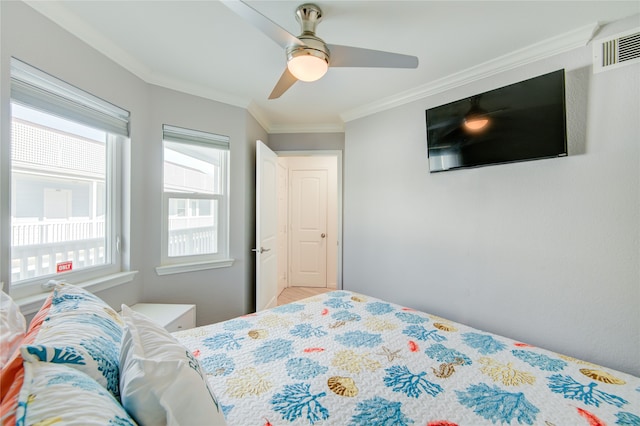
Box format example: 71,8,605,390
128,303,196,332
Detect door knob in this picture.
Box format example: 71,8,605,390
251,247,271,253
321,233,326,238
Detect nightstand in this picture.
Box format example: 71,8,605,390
129,303,196,332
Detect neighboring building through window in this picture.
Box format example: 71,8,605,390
161,125,230,266
7,58,129,299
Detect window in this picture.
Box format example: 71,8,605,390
7,58,130,299
160,125,230,271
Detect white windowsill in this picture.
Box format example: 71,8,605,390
16,270,138,315
155,258,235,276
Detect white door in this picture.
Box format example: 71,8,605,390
255,141,278,311
290,169,328,287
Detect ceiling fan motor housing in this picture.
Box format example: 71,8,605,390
286,36,330,65
287,3,330,66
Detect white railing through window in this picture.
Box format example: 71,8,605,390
168,227,217,257
12,218,105,246
11,218,216,281
11,239,106,282
168,215,217,257
11,218,106,282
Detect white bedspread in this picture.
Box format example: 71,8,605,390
175,291,640,425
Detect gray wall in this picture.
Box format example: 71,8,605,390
1,1,260,324
343,20,639,375
139,86,259,325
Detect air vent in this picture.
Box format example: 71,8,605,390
593,28,640,73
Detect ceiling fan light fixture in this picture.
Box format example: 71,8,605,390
464,116,489,131
222,1,419,98
287,48,329,82
463,97,490,131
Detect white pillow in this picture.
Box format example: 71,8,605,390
119,304,226,426
0,290,26,368
16,353,137,425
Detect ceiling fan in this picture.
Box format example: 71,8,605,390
221,0,419,99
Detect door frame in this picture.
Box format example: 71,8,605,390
275,150,343,290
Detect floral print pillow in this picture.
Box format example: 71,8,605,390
22,283,124,399
15,356,136,425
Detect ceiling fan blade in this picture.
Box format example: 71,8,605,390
327,44,418,68
269,68,298,99
221,0,303,49
484,108,509,116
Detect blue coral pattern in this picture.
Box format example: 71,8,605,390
424,343,472,365
30,284,125,400
547,374,628,408
200,353,235,377
462,332,507,354
286,357,328,380
456,383,540,424
324,298,353,309
335,331,382,348
384,365,443,398
290,323,328,339
332,310,361,322
174,291,640,426
271,383,329,424
395,311,428,324
350,397,414,426
365,301,394,315
222,319,252,331
512,349,567,371
273,303,306,314
403,325,447,342
203,332,245,351
253,338,294,364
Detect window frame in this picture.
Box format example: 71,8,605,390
5,58,132,300
158,125,232,274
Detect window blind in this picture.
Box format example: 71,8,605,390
163,124,229,150
10,57,130,137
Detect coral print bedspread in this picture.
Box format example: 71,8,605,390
174,291,640,426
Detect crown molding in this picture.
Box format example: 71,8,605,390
267,122,345,134
340,22,600,123
246,103,344,134
246,101,272,132
23,0,251,110
147,73,250,109
23,1,599,134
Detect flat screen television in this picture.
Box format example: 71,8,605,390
425,69,567,172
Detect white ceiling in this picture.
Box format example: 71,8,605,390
25,1,639,132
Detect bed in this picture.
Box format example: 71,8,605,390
1,284,638,425
174,290,640,426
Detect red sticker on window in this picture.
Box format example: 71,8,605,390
56,261,73,273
